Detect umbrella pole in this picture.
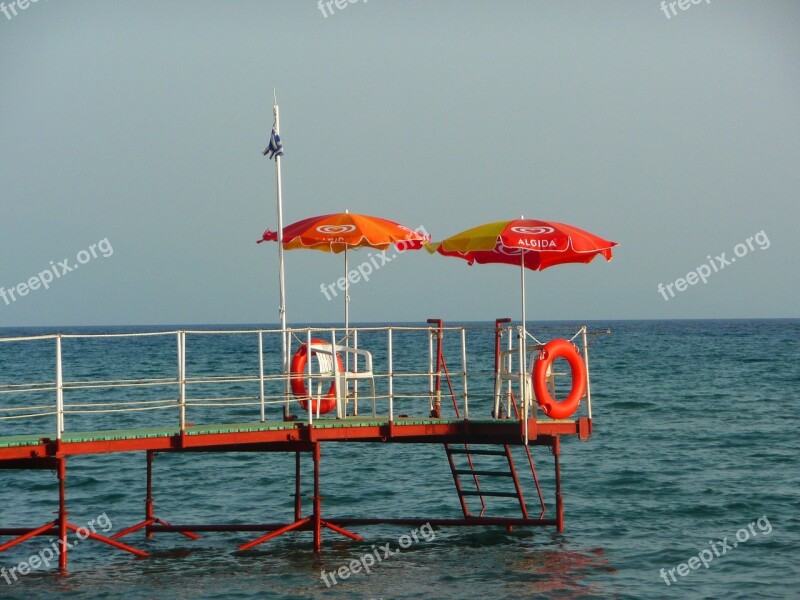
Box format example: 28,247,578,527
520,253,528,445
273,101,289,420
344,248,350,373
344,247,349,338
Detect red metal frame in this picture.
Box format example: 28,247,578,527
237,442,362,552
112,451,200,542
0,454,147,574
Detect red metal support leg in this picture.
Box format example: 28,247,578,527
58,456,68,573
312,442,322,553
294,451,302,521
112,451,200,541
238,443,361,552
145,450,155,539
553,436,564,532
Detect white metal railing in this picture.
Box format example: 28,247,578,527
0,324,596,443
493,325,595,443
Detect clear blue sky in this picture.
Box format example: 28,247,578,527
1,1,798,327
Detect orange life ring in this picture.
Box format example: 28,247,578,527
533,338,586,420
290,339,343,415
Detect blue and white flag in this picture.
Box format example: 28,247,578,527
263,125,284,159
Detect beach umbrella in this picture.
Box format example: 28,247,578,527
428,218,618,335
428,218,617,436
259,211,429,333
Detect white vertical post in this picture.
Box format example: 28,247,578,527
344,247,349,350
387,328,394,423
428,328,434,413
178,331,186,432
581,326,592,420
273,100,289,419
520,250,529,445
352,328,359,416
306,329,313,426
330,328,339,418
518,326,528,445
258,331,265,422
506,328,513,399
55,335,63,439
461,327,469,420
520,251,527,341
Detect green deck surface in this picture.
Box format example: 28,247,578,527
0,417,503,449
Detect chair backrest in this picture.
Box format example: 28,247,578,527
311,345,335,374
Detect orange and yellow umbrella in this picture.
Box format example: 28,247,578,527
428,218,618,334
260,212,428,253
427,219,617,271
260,211,429,330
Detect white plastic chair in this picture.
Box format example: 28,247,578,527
493,344,554,418
309,342,376,418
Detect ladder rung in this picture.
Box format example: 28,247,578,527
453,469,513,477
447,448,507,456
460,491,521,498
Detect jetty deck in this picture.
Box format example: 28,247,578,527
0,320,599,573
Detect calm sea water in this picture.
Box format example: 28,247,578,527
0,320,798,599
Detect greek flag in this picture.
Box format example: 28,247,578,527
263,125,283,159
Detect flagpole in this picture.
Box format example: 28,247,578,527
273,97,289,420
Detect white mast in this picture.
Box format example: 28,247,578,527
272,92,289,419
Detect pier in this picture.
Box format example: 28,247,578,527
0,319,598,573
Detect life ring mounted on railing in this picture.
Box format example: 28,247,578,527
533,338,587,420
289,339,343,415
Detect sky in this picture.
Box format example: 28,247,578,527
1,0,798,327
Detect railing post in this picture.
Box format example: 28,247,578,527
352,329,359,416
258,330,265,422
581,326,592,421
284,328,292,418
387,328,394,423
306,328,313,426
428,327,435,414
518,326,528,445
330,328,338,419
56,335,64,439
178,331,186,432
460,327,469,420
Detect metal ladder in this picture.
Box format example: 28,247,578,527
444,443,533,519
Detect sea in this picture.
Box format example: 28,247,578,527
0,319,797,599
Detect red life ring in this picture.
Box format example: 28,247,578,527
290,339,343,415
533,338,586,420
